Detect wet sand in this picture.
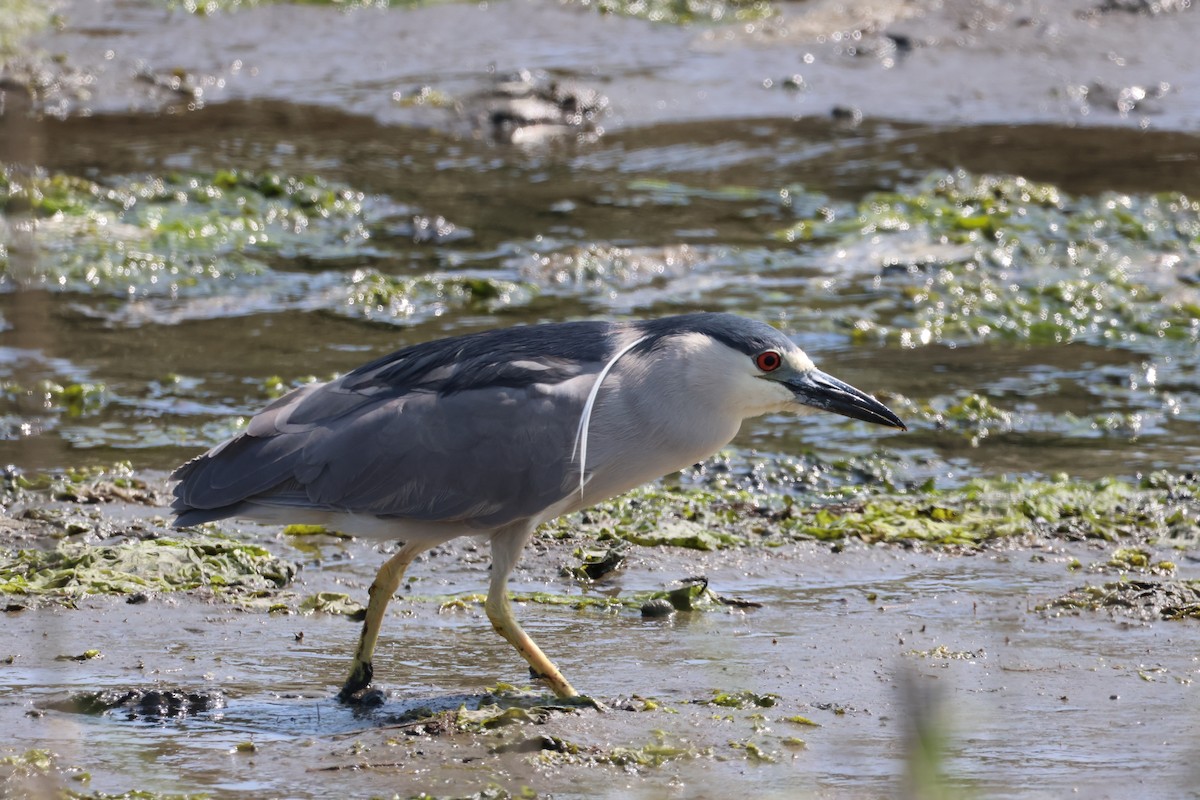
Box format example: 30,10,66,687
15,0,1200,132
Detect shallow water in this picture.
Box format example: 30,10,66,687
6,104,1200,480
4,536,1199,798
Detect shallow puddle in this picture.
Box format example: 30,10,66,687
4,107,1200,480
3,535,1200,797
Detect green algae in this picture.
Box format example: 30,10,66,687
906,645,986,660
534,730,708,770
435,592,614,613
625,179,788,206
605,518,748,550
59,417,250,452
0,747,207,799
770,171,1200,351
784,714,820,727
1041,578,1200,620
702,689,780,709
345,269,533,321
392,86,455,108
729,739,777,764
261,375,322,401
449,685,599,734
2,463,158,507
427,575,758,618
1,379,108,418
463,706,553,731
1108,547,1161,571
489,734,580,756
888,391,1014,446
0,373,247,454
0,535,297,603
0,748,55,777
0,164,530,326
551,484,761,550
1105,546,1176,573
521,243,704,294
0,165,373,296
567,542,627,581
835,175,1200,350
583,738,705,767
781,476,1181,546
281,523,330,536
0,0,54,60
298,591,365,617
12,465,1195,628
655,577,710,611
556,469,1200,549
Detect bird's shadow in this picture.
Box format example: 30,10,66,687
331,686,606,737
35,683,605,741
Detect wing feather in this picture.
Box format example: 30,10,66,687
172,350,599,528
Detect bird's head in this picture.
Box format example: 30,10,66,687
641,313,906,430
751,347,907,430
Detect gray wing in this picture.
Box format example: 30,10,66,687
172,360,593,529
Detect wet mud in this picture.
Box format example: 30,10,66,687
3,466,1200,797
8,0,1200,132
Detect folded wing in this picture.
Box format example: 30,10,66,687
172,343,599,529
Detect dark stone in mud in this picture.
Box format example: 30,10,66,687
133,63,201,102
0,58,94,118
351,688,388,708
1085,81,1171,116
640,597,676,618
830,106,864,126
573,543,627,581
1044,578,1200,620
490,734,577,755
477,69,609,144
48,688,226,719
1091,0,1193,14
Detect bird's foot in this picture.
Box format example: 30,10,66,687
337,660,376,704
339,687,387,707
561,694,608,712
524,667,604,709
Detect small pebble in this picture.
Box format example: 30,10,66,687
641,598,676,618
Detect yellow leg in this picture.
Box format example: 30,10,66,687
338,541,428,702
485,588,578,698
487,524,578,698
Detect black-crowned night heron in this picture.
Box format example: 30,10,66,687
171,312,905,701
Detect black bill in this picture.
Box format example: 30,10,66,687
786,368,907,430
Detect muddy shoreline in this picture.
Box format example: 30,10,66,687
3,467,1200,797
10,0,1200,134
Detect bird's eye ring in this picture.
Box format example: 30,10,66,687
755,351,783,372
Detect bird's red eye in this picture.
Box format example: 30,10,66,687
755,351,783,372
